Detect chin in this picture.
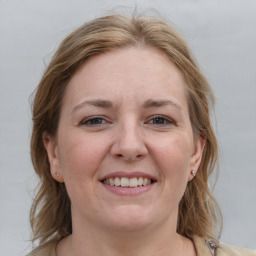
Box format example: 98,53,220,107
104,205,155,232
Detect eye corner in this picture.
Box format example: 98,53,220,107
146,114,175,126
79,115,110,127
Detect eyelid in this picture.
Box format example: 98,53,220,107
79,115,109,126
146,114,175,125
78,114,175,127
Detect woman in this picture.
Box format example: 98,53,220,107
27,14,256,256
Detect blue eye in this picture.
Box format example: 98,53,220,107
80,116,106,126
148,115,173,125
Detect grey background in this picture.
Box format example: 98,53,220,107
0,0,255,255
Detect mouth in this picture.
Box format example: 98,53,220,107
100,177,156,188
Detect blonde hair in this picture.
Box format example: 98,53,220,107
30,13,222,249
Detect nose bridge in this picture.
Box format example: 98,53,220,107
111,116,147,160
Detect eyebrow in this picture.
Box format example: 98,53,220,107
72,98,182,114
72,99,114,114
142,99,182,110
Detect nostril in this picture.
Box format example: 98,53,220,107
115,153,145,161
111,139,148,161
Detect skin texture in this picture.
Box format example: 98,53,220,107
44,46,204,256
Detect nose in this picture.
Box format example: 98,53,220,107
110,121,148,161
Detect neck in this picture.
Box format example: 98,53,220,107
60,230,186,256
57,213,195,256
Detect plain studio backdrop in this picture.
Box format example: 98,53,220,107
0,0,255,255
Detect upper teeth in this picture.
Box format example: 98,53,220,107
102,177,152,187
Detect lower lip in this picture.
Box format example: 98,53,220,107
101,183,155,196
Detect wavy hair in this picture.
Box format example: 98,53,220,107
30,13,222,249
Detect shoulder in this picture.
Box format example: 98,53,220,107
192,235,256,256
25,241,56,256
218,242,256,256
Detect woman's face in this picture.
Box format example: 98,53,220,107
44,46,204,233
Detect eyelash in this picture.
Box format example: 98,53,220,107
79,116,108,126
79,115,174,127
147,115,174,126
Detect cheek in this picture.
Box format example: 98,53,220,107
154,135,193,173
56,132,109,208
58,132,108,182
151,135,193,197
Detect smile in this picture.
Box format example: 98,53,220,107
101,177,155,188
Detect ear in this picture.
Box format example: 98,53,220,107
188,137,206,181
43,132,64,183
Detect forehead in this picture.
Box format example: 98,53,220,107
63,46,188,109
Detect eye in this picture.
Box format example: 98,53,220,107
79,116,107,126
147,115,174,126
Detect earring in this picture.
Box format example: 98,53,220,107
56,172,60,177
192,169,196,177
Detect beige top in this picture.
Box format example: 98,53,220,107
193,236,256,256
27,236,256,256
